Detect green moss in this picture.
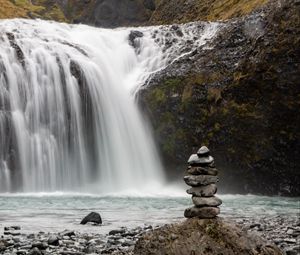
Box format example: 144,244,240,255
163,78,182,90
151,0,269,25
43,4,67,22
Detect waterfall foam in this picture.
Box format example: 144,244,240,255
0,19,220,194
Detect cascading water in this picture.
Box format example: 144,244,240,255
0,19,220,193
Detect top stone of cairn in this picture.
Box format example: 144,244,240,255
188,154,214,165
197,146,210,156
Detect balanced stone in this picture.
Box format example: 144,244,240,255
197,146,210,156
184,175,219,186
187,184,217,197
184,206,220,219
188,154,214,165
192,196,222,207
187,166,218,176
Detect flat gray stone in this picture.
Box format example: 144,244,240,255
184,175,219,186
188,154,214,166
197,146,210,156
187,166,218,176
192,196,222,207
187,184,217,197
184,206,220,218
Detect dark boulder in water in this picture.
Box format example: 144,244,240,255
129,30,144,49
80,212,102,225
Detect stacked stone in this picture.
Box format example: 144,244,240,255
184,146,222,219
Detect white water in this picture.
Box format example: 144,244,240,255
0,19,220,194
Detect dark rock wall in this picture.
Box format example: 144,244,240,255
139,0,300,196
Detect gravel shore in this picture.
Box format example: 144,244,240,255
1,215,299,255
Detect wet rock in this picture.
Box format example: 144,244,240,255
188,154,214,165
28,247,42,255
4,226,21,231
109,228,126,236
138,0,300,197
187,166,218,176
184,206,220,218
192,196,222,207
184,175,219,186
31,241,48,250
60,230,75,237
187,184,218,197
129,30,144,48
6,33,25,67
16,250,27,255
0,240,8,252
80,212,102,225
48,235,59,246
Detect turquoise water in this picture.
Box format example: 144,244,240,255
0,193,299,234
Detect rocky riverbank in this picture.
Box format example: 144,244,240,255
1,215,299,255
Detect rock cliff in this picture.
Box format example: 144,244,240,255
139,0,300,196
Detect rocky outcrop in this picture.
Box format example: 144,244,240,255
0,0,268,27
139,0,300,196
133,218,283,255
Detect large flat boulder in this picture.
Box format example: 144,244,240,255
133,218,283,255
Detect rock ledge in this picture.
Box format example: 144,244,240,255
134,218,283,255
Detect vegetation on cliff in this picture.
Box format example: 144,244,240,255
140,0,300,196
1,0,269,27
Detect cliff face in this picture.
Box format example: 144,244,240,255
139,0,300,196
1,0,267,27
0,0,155,26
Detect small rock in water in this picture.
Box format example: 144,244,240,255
4,226,21,231
109,228,126,236
128,30,144,47
80,212,102,225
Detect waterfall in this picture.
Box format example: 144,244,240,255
0,19,220,193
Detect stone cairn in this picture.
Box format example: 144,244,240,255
184,146,222,219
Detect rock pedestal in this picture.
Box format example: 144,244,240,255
184,146,222,219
